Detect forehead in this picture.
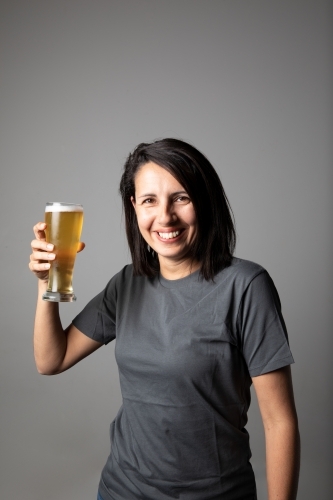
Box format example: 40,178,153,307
134,161,184,191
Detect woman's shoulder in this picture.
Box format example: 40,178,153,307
213,257,281,312
104,263,153,293
215,257,268,287
105,263,135,288
227,257,266,276
230,256,266,275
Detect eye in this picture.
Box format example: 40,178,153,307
142,198,154,204
175,195,190,203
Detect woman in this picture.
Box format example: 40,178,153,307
29,138,300,500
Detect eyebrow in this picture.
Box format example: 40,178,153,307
137,190,188,199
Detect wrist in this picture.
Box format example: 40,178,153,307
38,279,49,296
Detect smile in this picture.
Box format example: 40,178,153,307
158,230,181,240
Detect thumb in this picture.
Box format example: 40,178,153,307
77,242,85,253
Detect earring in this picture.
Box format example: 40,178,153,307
147,244,155,257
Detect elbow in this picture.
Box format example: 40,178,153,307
34,352,65,375
35,363,61,376
36,367,57,376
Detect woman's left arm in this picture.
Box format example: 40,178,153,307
252,366,300,500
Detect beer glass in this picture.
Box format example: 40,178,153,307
42,202,84,302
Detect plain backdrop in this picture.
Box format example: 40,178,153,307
1,0,332,498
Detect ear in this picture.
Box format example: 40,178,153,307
130,196,136,209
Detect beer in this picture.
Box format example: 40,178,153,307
43,202,83,302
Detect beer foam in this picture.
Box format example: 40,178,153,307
45,202,83,212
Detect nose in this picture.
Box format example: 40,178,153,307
157,200,176,226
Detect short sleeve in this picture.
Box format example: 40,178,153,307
72,276,117,345
236,271,294,377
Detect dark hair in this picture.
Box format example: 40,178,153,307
119,138,236,281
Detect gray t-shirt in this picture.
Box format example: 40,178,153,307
73,257,294,500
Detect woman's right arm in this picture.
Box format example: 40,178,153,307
30,222,103,375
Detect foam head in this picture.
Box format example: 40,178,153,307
45,202,83,212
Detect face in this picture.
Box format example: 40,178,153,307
131,162,198,274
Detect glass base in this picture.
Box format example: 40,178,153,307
42,291,76,302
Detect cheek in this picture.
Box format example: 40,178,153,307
136,210,154,230
182,206,197,227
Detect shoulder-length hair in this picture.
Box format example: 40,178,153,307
119,138,236,281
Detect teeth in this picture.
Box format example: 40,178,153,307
158,231,180,239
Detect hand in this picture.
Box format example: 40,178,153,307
29,222,85,282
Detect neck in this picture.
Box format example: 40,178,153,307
158,256,201,280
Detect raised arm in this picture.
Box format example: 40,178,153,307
29,222,102,375
252,366,300,500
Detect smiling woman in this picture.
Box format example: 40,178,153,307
131,161,199,279
120,138,236,280
29,138,299,500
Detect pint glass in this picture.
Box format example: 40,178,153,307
42,202,84,302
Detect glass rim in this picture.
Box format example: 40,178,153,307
45,202,83,207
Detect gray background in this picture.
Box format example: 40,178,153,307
1,0,332,498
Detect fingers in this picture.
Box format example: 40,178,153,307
29,246,55,274
28,249,52,280
30,248,55,263
31,238,54,252
30,222,55,280
28,259,51,273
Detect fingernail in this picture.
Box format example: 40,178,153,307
48,254,55,259
46,244,53,250
44,263,51,269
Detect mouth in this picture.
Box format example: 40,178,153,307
156,229,183,240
